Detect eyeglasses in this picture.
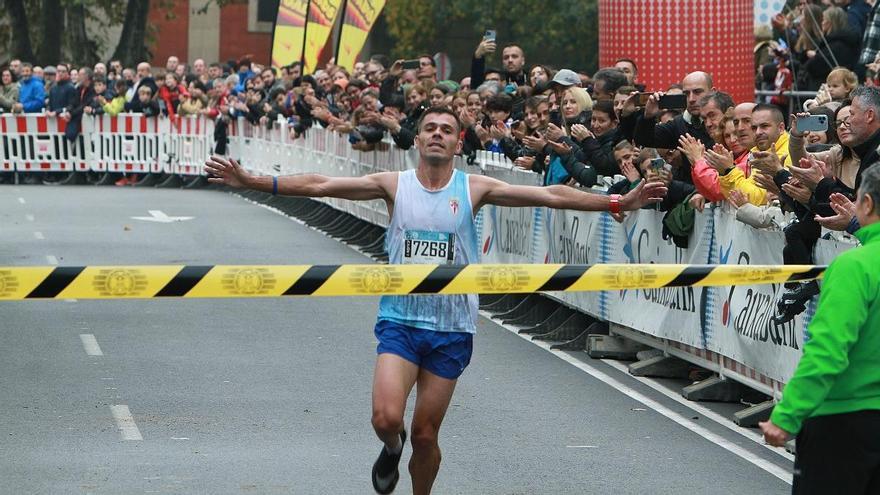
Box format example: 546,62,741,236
836,118,852,129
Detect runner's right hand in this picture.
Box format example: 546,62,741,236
205,155,251,189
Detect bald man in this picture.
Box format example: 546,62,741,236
127,62,158,110
634,71,716,174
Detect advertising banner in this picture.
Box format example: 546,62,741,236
271,0,309,69
303,0,344,74
335,0,386,71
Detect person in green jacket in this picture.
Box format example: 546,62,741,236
760,162,880,494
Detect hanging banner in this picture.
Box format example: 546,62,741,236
303,0,344,74
271,0,309,70
335,0,386,71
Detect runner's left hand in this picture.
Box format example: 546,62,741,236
620,180,667,210
204,155,252,189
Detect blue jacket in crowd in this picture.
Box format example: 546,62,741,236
18,76,46,113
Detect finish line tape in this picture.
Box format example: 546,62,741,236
0,264,826,300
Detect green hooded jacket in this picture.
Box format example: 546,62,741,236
770,221,880,434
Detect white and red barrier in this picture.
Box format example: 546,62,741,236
0,113,217,176
166,115,215,176
91,114,163,174
0,114,89,172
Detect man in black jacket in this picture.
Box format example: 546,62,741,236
47,64,76,116
633,71,716,172
469,38,527,90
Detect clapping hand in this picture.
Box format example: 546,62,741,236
781,179,812,205
522,134,547,152
753,171,780,195
727,189,749,208
544,123,565,143
514,155,536,171
815,192,857,230
789,157,829,191
750,151,785,175
570,124,593,141
545,140,572,156
705,144,734,172
677,133,705,165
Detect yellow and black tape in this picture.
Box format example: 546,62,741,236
0,263,826,300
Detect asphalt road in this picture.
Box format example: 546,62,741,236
0,184,793,494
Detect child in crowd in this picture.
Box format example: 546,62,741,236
803,67,857,110
126,85,160,116
101,80,129,117
158,72,190,120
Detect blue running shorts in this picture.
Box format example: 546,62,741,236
374,319,473,380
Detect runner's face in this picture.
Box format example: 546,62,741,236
417,113,461,162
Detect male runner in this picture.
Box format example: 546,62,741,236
204,106,666,494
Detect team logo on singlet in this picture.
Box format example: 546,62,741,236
449,197,459,216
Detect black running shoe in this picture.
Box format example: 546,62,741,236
372,429,406,494
772,281,820,325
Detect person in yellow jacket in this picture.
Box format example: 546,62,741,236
720,104,792,205
101,80,129,117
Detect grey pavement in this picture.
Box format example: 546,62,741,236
0,185,792,494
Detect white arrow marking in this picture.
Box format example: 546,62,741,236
131,210,194,223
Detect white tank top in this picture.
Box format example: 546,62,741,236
377,169,479,333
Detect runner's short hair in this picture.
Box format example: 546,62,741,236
417,106,462,134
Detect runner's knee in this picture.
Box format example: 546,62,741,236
410,423,440,452
372,408,404,436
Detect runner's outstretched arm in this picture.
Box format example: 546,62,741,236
470,174,667,212
205,155,394,201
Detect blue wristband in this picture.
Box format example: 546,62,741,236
272,175,278,196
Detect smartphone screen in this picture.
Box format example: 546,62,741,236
402,59,420,70
658,94,687,110
483,30,496,42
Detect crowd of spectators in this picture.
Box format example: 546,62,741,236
1,0,879,321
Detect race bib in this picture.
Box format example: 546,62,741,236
403,230,456,264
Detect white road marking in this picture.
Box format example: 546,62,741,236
65,299,77,303
26,214,35,222
34,231,44,240
131,210,194,223
566,445,598,448
109,405,143,441
600,358,795,462
489,314,793,485
46,255,58,265
79,334,103,356
170,437,190,441
18,197,26,204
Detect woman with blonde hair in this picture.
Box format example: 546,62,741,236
801,6,860,90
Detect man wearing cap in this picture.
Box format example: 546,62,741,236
42,65,58,94
549,68,582,93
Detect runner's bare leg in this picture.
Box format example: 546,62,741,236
372,353,419,449
409,368,458,495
